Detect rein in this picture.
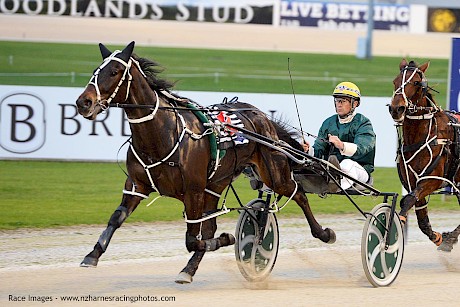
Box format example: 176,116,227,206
108,102,258,113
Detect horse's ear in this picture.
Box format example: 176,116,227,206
399,59,408,70
119,41,135,62
99,43,112,59
419,61,430,73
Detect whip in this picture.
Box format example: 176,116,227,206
287,58,305,143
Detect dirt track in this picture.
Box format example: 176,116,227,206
1,14,460,307
1,213,460,306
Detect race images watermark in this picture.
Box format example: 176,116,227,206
8,294,176,303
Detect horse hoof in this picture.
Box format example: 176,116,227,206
175,272,193,284
437,242,453,252
325,228,336,244
220,233,236,246
80,256,98,267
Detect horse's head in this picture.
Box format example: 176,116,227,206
76,41,135,120
388,59,430,123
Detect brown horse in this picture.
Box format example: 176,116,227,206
389,59,460,252
75,41,335,283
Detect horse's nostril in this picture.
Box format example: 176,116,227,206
397,106,406,115
77,98,92,109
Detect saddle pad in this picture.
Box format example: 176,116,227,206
209,108,249,148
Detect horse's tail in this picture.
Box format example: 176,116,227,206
270,119,304,152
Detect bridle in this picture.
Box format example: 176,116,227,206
87,50,160,124
392,66,439,119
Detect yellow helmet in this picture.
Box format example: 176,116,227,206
333,82,361,101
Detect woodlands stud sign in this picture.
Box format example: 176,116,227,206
0,0,273,24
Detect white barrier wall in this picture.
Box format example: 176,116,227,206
0,85,397,167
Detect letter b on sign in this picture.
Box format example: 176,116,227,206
0,93,45,153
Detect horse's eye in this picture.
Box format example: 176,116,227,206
111,70,118,76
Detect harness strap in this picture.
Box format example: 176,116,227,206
402,138,448,153
400,117,439,191
129,144,159,192
406,113,435,120
127,90,160,124
419,144,446,177
155,92,225,180
127,111,187,192
123,186,149,199
184,206,230,224
160,90,189,102
204,188,221,198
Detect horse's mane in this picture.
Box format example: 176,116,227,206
407,60,417,68
270,118,304,152
132,54,175,90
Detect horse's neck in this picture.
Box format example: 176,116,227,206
126,82,178,156
402,117,433,144
402,107,447,144
123,76,158,122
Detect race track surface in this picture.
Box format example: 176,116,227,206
2,213,460,306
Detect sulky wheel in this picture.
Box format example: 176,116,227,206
361,203,404,287
235,199,279,282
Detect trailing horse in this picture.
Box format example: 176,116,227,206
388,59,460,252
75,41,335,283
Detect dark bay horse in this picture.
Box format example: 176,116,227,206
389,59,460,252
75,41,335,283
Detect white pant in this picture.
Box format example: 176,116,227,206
339,159,369,190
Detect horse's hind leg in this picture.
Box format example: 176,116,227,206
438,225,460,252
80,184,144,267
291,191,336,243
257,152,335,244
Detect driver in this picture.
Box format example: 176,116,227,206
303,82,376,190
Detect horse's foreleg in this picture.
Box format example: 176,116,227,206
80,193,143,267
176,191,235,283
399,185,445,246
414,204,443,246
439,193,460,251
177,220,235,283
398,192,418,225
176,229,235,284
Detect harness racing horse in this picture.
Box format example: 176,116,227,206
389,59,460,252
75,41,336,283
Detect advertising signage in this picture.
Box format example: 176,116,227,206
428,8,460,33
449,38,460,111
0,0,274,24
279,0,410,31
0,85,396,166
